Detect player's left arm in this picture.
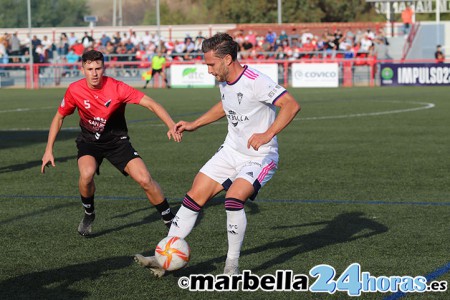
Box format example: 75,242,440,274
247,92,300,151
138,95,182,142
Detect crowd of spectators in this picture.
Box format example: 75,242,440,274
0,26,393,69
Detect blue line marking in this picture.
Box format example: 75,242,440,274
383,262,450,300
0,194,449,206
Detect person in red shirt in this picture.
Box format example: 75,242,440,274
401,5,414,36
41,50,182,237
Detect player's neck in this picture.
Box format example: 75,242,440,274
227,62,245,83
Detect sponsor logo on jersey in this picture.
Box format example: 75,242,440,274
60,98,65,107
227,110,249,126
237,92,243,104
104,99,112,107
246,172,254,178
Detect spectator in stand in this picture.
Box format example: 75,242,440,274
301,37,316,57
289,28,301,48
344,27,355,45
57,33,69,57
401,5,414,36
151,33,161,48
265,30,276,48
130,31,141,49
194,35,205,58
81,32,94,49
333,28,344,51
42,35,55,61
104,41,115,57
245,30,257,46
376,28,390,46
435,45,445,63
141,31,152,48
343,43,355,59
195,31,205,42
173,40,186,60
34,44,46,63
279,30,288,43
68,32,78,47
372,37,391,61
71,40,85,56
234,30,245,47
241,36,253,52
31,35,42,62
8,32,21,63
100,32,111,47
183,37,195,60
113,31,122,46
0,38,8,65
301,28,314,46
272,39,284,59
164,40,175,55
359,32,373,53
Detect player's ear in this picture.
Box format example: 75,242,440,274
224,54,233,66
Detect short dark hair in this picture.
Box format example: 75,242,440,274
82,50,104,65
201,32,238,61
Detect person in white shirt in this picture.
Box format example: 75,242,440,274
134,32,300,277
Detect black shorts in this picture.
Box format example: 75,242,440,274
151,68,163,76
76,138,141,176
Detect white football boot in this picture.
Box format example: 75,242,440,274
223,258,240,275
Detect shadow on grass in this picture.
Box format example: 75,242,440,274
172,211,388,276
89,196,260,239
0,155,77,173
0,130,78,150
0,256,132,299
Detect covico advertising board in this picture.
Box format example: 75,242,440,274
292,63,339,88
170,64,215,88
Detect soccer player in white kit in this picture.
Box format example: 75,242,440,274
135,32,300,276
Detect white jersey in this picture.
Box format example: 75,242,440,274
219,65,287,159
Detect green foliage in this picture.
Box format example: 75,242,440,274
141,0,384,25
0,0,89,28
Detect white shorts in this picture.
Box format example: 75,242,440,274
199,144,278,200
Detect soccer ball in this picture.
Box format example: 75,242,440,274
155,236,190,271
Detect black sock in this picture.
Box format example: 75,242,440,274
81,195,95,214
155,198,174,222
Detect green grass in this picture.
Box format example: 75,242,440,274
0,86,449,300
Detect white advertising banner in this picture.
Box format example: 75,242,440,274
247,63,279,83
292,63,339,88
170,64,215,88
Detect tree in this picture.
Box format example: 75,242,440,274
0,0,89,28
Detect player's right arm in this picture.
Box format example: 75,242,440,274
41,111,65,174
175,101,225,133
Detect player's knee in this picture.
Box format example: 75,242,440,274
136,174,155,190
79,168,95,184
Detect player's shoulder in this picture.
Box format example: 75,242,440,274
68,78,87,90
244,66,275,85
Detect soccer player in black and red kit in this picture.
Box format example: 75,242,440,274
41,50,182,236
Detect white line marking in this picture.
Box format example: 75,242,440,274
0,106,55,114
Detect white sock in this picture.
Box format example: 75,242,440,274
226,209,247,260
168,205,199,239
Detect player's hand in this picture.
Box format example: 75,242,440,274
247,132,274,151
175,121,196,133
167,126,182,142
41,152,55,174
